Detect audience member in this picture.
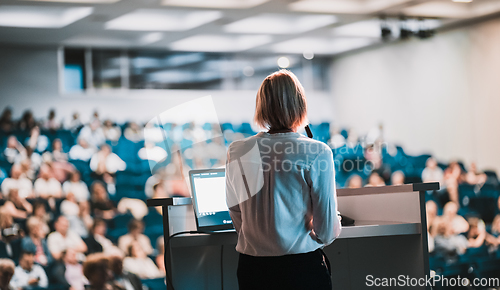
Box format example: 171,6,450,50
25,126,49,154
10,250,48,289
426,200,438,253
365,171,385,187
2,136,26,165
47,216,87,260
21,217,52,267
42,110,60,131
69,138,95,162
62,171,90,202
390,170,405,186
466,217,486,248
78,120,106,149
64,112,82,133
108,254,143,290
485,214,500,251
51,139,68,162
123,241,162,279
33,164,62,199
82,253,117,290
433,218,468,258
90,144,126,177
0,258,15,290
50,249,87,290
31,202,50,236
346,174,362,189
441,201,469,235
90,182,116,220
0,107,14,132
2,189,32,220
138,142,167,163
17,111,37,133
123,122,143,142
422,157,444,184
463,162,487,186
0,209,22,264
102,120,121,143
1,165,33,199
85,219,121,255
155,237,165,274
117,220,153,256
443,162,462,205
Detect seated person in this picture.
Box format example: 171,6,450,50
51,138,68,162
108,253,143,290
2,189,32,220
62,171,90,202
82,253,115,290
0,208,23,263
61,193,91,238
346,174,363,189
2,136,26,165
440,201,469,235
118,220,153,256
69,138,95,162
25,126,49,154
102,120,121,143
90,181,116,220
433,218,468,258
155,237,165,274
50,249,87,290
47,216,87,261
463,162,487,186
365,171,386,187
31,202,51,237
21,217,52,267
123,122,143,142
78,120,106,149
0,258,15,290
390,170,405,186
85,219,121,255
486,214,500,251
421,157,444,184
34,163,62,199
10,250,48,289
466,217,486,248
123,241,162,279
1,164,33,199
90,144,126,177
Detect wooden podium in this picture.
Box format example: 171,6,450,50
147,182,439,290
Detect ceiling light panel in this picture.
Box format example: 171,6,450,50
22,0,119,3
272,37,377,55
224,13,337,34
289,0,410,14
105,9,222,31
162,0,268,9
0,5,93,28
170,34,272,52
332,19,383,38
403,1,500,18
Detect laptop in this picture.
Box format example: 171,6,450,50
189,168,234,232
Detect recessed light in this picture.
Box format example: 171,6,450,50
0,5,93,28
277,57,290,68
162,0,268,9
105,9,222,31
170,34,272,52
272,37,377,55
224,13,337,34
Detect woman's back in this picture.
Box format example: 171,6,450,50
226,131,341,256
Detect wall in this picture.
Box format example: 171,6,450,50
0,46,334,126
331,18,500,173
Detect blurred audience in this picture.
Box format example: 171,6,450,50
69,138,95,162
123,241,162,279
33,164,62,199
1,165,33,199
390,170,405,186
21,217,52,267
62,171,89,202
123,122,143,142
422,157,444,184
0,258,15,290
78,120,106,149
90,182,116,220
47,216,87,261
50,248,87,290
108,253,143,290
3,136,26,165
365,172,385,187
102,120,121,143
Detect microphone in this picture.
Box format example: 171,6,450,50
305,125,313,138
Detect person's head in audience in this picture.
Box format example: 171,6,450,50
443,201,459,219
108,253,125,277
70,171,82,183
38,164,52,180
6,136,19,150
99,144,111,156
127,241,146,259
426,157,438,170
26,217,45,240
391,171,405,186
18,250,36,272
54,215,70,237
92,218,107,237
366,172,385,187
346,174,362,189
52,138,63,152
32,201,47,220
436,218,452,237
426,200,438,230
467,217,486,244
63,248,78,266
91,181,109,202
127,220,144,238
66,192,77,204
79,201,91,217
89,119,101,132
0,208,13,231
9,164,23,180
83,253,111,290
77,137,90,149
0,258,15,290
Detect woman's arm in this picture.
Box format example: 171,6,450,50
308,147,341,246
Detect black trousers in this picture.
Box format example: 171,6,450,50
237,249,332,290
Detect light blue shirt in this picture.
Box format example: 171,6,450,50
226,131,341,256
10,264,48,289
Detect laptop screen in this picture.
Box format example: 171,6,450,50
189,169,233,231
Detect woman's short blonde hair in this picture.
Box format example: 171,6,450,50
254,70,308,130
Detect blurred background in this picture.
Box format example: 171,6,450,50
1,0,500,289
